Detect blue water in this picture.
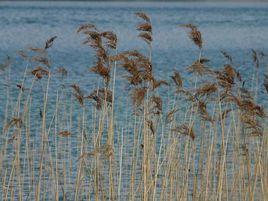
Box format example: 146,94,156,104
1,1,268,120
0,2,267,200
0,1,268,139
0,2,268,69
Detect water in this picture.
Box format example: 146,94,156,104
1,1,268,132
0,1,267,112
0,2,267,200
0,2,268,67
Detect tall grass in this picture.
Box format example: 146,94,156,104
0,12,267,201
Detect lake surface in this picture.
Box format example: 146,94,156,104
1,1,268,123
0,2,267,200
0,1,268,68
0,3,267,89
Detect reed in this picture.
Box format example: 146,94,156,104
0,12,267,201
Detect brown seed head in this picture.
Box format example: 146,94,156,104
31,66,49,79
181,24,203,49
45,36,57,49
135,12,151,23
171,71,183,88
132,87,147,107
77,24,96,33
172,123,195,140
58,131,71,137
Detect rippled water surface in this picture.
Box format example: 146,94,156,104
0,2,267,200
1,1,268,120
1,2,268,65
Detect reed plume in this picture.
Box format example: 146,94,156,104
58,130,71,137
136,12,153,47
78,23,118,88
195,83,217,98
146,120,155,135
80,144,114,160
187,58,211,75
71,84,84,106
166,108,179,124
172,123,195,140
45,36,57,49
181,24,203,49
196,100,214,122
152,78,168,90
31,66,49,79
114,50,153,85
131,87,147,107
171,71,183,88
150,95,163,114
17,50,28,59
4,117,23,133
86,88,113,110
214,64,241,91
90,59,110,84
0,12,267,201
135,12,151,23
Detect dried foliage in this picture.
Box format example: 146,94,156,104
150,95,163,114
196,101,214,122
86,88,113,110
45,36,57,49
171,71,183,88
31,56,50,67
31,66,49,79
79,144,114,160
135,12,151,23
131,87,147,107
195,83,217,98
71,84,84,106
17,50,28,59
77,24,96,33
181,24,203,49
220,109,232,120
176,89,196,102
138,32,152,44
152,79,169,90
78,23,118,87
101,31,117,49
214,64,241,90
0,15,267,201
4,117,23,133
136,12,152,45
58,130,71,137
114,50,153,85
90,60,110,84
187,58,211,75
172,123,195,140
166,108,179,124
146,120,155,135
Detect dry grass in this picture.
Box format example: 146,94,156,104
0,12,267,201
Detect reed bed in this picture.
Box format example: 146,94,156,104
0,12,267,201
